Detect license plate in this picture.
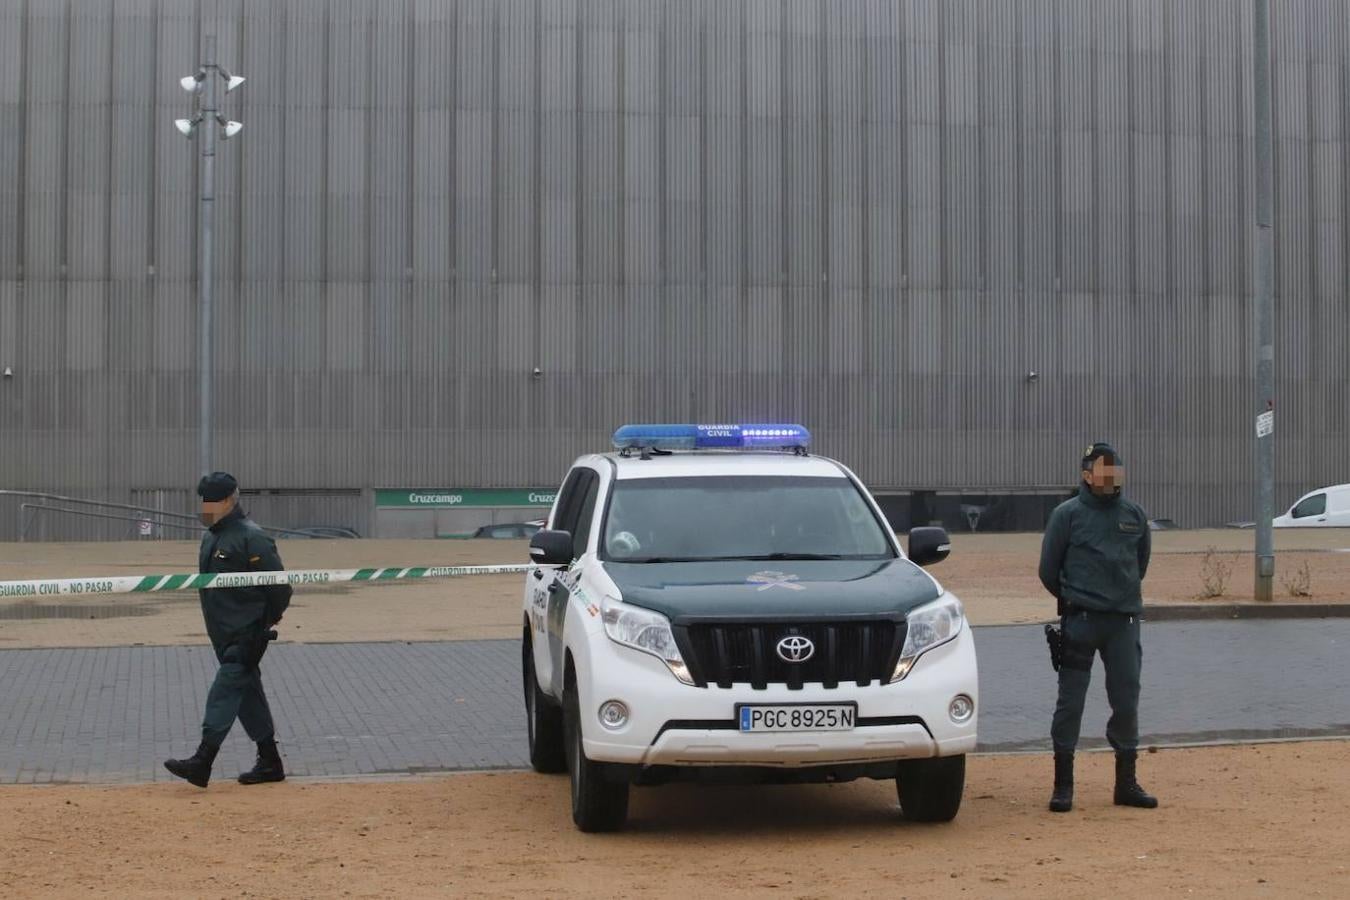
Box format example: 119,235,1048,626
737,703,857,733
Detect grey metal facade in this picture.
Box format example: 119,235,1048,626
1,0,1348,538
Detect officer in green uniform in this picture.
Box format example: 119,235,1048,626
164,472,292,788
1038,443,1158,813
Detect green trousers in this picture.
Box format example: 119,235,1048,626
202,628,275,749
1051,610,1142,754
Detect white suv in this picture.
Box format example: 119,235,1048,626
521,424,977,832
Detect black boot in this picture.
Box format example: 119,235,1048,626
1048,751,1074,813
238,738,286,785
164,742,218,788
1114,751,1158,808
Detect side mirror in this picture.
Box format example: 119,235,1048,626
907,526,951,567
529,529,573,566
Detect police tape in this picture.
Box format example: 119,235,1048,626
0,564,532,599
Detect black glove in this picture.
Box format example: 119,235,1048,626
263,583,292,626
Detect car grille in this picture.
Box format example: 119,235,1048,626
677,620,905,690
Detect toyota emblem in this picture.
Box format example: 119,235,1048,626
776,635,815,663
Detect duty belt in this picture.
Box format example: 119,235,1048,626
1064,605,1138,623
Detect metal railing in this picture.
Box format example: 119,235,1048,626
2,490,336,541
20,505,204,537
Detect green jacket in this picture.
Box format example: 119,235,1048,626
198,507,291,649
1038,485,1151,614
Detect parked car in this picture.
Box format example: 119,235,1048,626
472,521,545,539
521,423,974,832
284,526,361,539
1273,484,1350,527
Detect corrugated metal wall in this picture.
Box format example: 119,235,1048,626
1,0,1347,537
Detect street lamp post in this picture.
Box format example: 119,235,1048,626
1253,0,1275,601
174,34,245,479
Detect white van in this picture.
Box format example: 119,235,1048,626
1273,484,1350,527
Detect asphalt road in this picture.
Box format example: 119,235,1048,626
974,618,1350,750
0,620,1345,783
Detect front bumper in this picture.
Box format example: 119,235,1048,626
642,721,945,766
576,624,978,768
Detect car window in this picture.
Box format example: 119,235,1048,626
1292,493,1326,518
551,469,587,532
571,475,600,558
601,475,895,562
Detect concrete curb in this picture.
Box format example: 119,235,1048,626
979,603,1350,628
977,730,1350,755
1143,603,1350,621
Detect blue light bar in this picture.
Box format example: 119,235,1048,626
612,423,811,451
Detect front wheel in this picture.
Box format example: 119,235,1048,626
896,754,965,823
522,634,565,774
563,678,629,832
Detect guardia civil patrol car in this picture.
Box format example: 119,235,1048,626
521,424,977,832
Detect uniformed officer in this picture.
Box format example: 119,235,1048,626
164,472,292,788
1038,443,1158,813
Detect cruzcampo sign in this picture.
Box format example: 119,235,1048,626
375,489,557,509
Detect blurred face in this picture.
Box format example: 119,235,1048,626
199,492,238,527
1082,456,1124,496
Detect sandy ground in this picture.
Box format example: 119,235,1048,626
1,531,1349,649
0,741,1345,898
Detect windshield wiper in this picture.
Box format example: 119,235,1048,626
619,552,852,564
622,556,709,564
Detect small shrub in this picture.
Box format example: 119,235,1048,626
1280,561,1313,598
1197,547,1233,599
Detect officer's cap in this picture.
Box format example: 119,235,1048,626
197,471,239,502
1081,442,1123,470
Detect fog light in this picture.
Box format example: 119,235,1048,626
949,694,974,724
598,700,629,730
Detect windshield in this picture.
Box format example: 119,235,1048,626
601,475,896,562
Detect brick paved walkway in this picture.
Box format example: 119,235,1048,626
0,640,526,784
1,622,1347,785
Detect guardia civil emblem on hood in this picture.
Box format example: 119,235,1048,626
746,571,804,592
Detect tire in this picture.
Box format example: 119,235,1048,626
522,634,566,774
563,676,630,833
896,754,966,823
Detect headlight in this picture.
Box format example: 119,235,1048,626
601,595,693,685
890,592,965,682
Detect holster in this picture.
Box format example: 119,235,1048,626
1045,595,1069,672
1044,622,1064,672
234,626,278,670
1053,608,1096,673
